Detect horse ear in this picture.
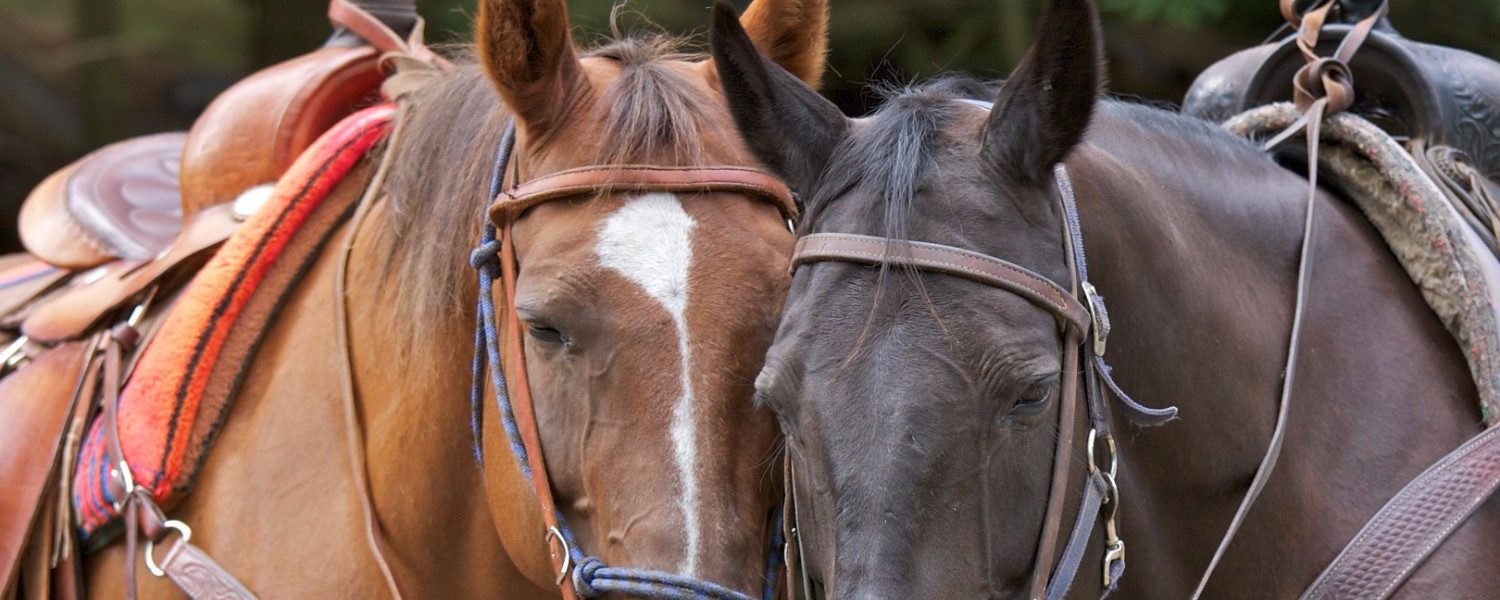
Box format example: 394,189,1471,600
737,0,830,87
711,0,847,194
476,0,585,134
981,0,1102,185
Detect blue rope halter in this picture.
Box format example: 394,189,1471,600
468,121,784,600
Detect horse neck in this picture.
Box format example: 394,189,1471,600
338,198,526,591
1069,103,1485,595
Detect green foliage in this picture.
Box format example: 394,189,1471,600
1101,0,1228,27
1,0,250,69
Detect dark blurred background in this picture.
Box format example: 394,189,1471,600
1,0,1497,251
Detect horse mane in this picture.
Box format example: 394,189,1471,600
806,76,997,238
805,75,1266,236
382,25,713,341
806,75,1268,360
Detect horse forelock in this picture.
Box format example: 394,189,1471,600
382,28,743,358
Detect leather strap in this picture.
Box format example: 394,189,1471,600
120,487,256,600
1027,189,1090,599
1301,422,1500,599
21,204,241,343
103,327,142,599
791,233,1090,333
327,0,450,70
1044,472,1110,600
498,223,579,599
490,165,799,226
332,102,410,599
152,537,257,599
1027,329,1081,599
784,461,815,599
1193,3,1389,597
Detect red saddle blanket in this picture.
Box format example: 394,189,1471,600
73,104,395,536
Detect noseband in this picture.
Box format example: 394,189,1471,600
784,99,1176,600
469,121,797,600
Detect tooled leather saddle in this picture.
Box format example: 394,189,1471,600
0,2,424,598
1184,2,1500,597
1184,0,1500,254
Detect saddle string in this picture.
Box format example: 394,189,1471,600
51,332,105,568
325,6,456,596
1189,1,1387,597
333,99,413,600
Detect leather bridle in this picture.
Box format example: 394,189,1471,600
782,113,1177,599
775,2,1500,598
469,121,798,600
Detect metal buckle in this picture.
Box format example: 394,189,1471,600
1100,471,1125,587
0,336,31,375
126,287,158,329
144,520,192,577
1081,281,1108,356
1089,428,1125,586
110,459,136,513
544,526,574,586
1086,428,1117,479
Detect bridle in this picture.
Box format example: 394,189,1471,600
783,99,1177,600
777,2,1500,597
467,121,798,600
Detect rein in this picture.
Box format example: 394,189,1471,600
786,100,1177,597
467,121,796,600
1192,1,1385,596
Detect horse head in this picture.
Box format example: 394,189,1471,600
711,0,1101,595
472,0,827,593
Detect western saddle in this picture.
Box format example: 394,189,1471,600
0,1,431,598
1184,0,1500,253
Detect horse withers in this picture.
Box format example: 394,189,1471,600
711,0,1500,597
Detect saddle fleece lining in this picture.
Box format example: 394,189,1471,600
1227,104,1500,425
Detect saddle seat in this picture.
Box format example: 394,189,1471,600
17,45,384,271
18,133,187,269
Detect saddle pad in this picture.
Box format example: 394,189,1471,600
1227,104,1500,424
73,104,396,536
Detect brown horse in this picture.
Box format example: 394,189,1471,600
711,0,1500,597
81,0,827,596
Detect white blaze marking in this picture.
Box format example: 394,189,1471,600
594,193,701,575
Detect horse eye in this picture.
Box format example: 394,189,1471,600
526,322,570,346
1007,384,1054,418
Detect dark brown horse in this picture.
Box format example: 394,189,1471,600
710,0,1500,597
81,0,826,596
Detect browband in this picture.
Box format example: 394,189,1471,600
791,232,1090,333
488,165,799,226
